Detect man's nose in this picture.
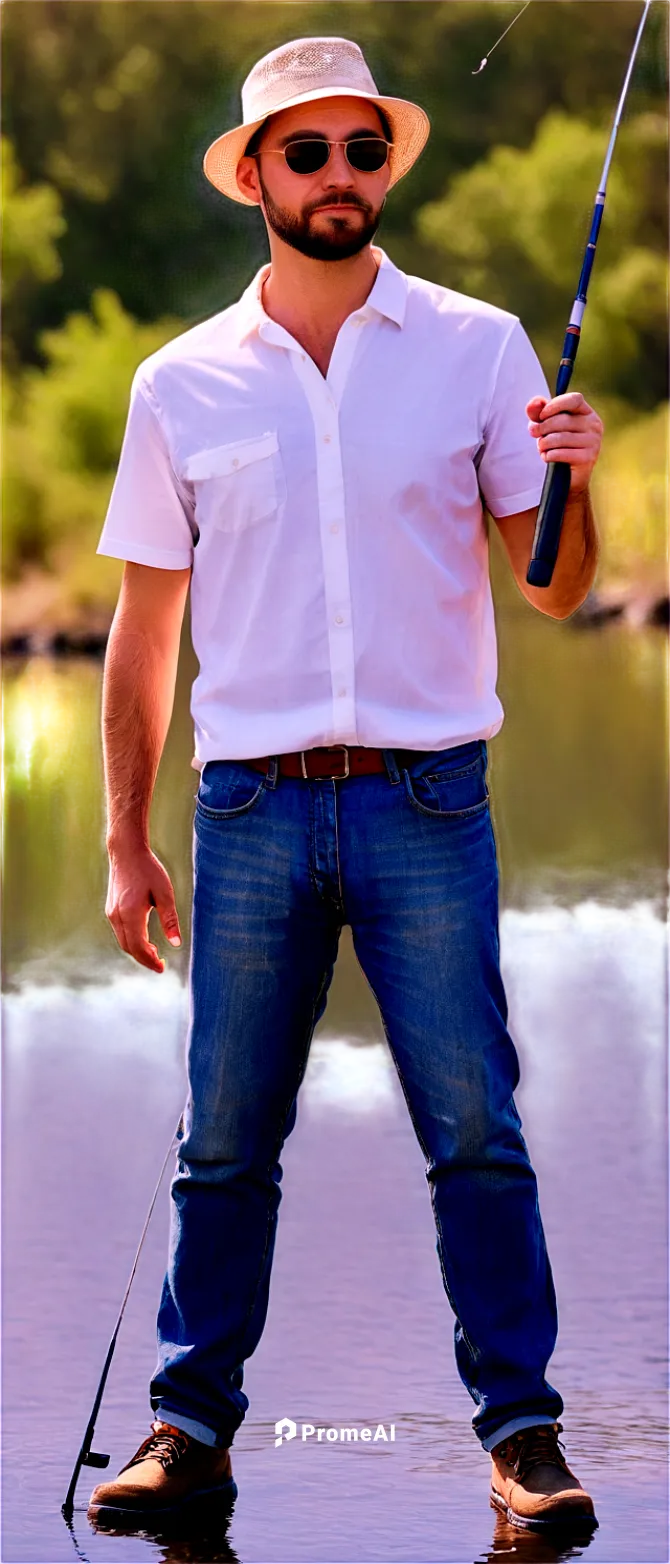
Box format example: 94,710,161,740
322,142,357,188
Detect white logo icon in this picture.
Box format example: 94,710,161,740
275,1416,297,1446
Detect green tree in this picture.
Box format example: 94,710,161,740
2,2,667,365
1,137,66,372
1,138,65,299
2,288,181,581
416,110,668,407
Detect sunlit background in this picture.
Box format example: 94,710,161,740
2,4,668,1562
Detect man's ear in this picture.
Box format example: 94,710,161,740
235,156,262,205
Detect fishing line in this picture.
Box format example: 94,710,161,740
472,0,532,73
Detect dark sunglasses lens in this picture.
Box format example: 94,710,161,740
284,140,330,174
347,138,389,171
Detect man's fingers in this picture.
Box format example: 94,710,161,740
536,431,597,450
538,391,590,417
527,389,603,479
106,906,131,956
529,411,592,434
108,894,166,973
154,890,182,948
122,922,166,973
540,448,593,465
527,392,594,418
105,852,181,970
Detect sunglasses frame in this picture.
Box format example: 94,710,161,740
255,136,393,176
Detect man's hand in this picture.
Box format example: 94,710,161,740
494,385,603,616
106,842,182,974
526,391,603,495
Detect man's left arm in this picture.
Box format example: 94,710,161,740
493,391,603,620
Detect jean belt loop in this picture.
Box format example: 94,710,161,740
266,756,279,789
382,748,401,786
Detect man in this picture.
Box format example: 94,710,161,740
89,36,603,1535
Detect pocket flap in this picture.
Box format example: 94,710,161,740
184,431,278,481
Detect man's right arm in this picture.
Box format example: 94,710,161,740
102,559,192,973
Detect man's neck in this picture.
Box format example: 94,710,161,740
261,243,381,353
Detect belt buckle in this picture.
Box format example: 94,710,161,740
300,745,350,780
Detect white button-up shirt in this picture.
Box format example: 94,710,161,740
97,245,550,767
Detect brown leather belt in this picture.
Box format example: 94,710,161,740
246,744,386,779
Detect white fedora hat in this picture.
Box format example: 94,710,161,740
203,36,431,205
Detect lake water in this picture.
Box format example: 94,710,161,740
2,575,668,1564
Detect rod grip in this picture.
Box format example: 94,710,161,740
526,460,572,587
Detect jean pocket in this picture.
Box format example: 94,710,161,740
403,750,489,819
183,431,284,532
194,760,267,820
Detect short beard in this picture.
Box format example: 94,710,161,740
258,169,383,261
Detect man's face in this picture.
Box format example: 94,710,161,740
237,97,391,261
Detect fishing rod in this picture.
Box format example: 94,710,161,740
527,0,653,585
473,0,654,588
62,1113,184,1520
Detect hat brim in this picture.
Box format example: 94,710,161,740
202,87,431,205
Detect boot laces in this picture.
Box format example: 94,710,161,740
122,1419,191,1474
498,1423,570,1484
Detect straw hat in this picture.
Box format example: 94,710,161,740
203,36,431,205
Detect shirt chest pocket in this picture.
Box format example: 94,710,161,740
183,431,284,533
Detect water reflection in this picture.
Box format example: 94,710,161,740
478,1513,598,1562
2,602,668,1562
2,598,668,989
75,1504,603,1564
86,1497,241,1562
2,897,667,1562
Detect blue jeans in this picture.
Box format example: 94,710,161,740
150,741,563,1452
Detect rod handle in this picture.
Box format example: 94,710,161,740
526,460,572,587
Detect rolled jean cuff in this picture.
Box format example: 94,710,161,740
480,1413,559,1452
155,1406,220,1448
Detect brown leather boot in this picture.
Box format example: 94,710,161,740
490,1423,597,1531
87,1419,237,1523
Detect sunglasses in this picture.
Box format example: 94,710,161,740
259,137,392,176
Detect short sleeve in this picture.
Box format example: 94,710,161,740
96,375,196,568
476,319,551,518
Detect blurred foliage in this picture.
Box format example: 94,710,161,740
591,402,668,586
2,290,179,581
15,288,180,474
1,137,67,375
1,0,667,598
1,138,65,301
418,109,668,407
2,0,667,350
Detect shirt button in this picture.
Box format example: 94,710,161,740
335,614,343,625
330,523,339,534
337,688,347,697
232,458,240,467
323,434,332,444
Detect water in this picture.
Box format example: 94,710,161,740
2,578,668,1563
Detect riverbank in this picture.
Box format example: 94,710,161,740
1,568,667,656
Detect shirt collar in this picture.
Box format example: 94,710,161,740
235,245,408,345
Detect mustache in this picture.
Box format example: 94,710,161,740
309,195,372,214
